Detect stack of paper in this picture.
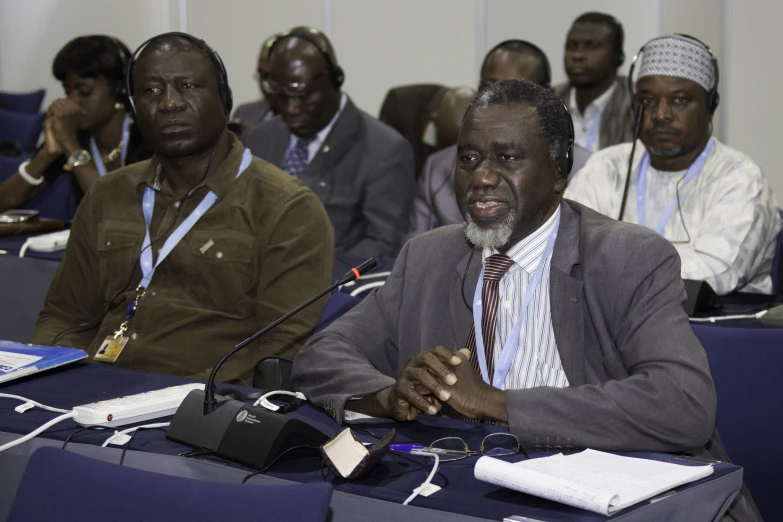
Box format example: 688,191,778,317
475,449,713,515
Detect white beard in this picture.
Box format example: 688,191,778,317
464,210,516,250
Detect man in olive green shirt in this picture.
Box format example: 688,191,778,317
32,34,334,385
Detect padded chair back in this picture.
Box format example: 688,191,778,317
772,210,783,294
9,446,333,522
0,155,24,182
0,89,45,114
0,255,60,343
692,324,783,520
22,172,79,221
0,109,44,153
253,357,294,391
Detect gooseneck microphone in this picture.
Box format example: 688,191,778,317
203,258,378,414
618,105,645,221
166,258,377,470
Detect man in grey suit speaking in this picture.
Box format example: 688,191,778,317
293,80,758,520
242,27,415,258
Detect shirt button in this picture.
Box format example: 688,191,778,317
216,251,223,259
130,333,138,340
150,291,156,297
174,201,181,208
318,181,327,187
106,241,111,247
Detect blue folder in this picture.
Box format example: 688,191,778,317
0,341,86,383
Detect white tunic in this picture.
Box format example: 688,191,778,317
565,139,781,295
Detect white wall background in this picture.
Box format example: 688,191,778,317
0,0,780,196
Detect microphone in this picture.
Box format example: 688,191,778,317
618,105,645,221
166,258,377,469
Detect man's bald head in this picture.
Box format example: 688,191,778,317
480,41,551,89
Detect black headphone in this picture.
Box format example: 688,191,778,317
269,30,345,89
125,32,233,116
483,40,552,88
559,99,575,175
627,33,720,115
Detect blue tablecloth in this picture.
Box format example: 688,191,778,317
0,363,741,522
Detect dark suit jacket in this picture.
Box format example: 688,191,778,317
242,97,416,258
232,99,272,129
293,199,758,521
554,77,635,149
407,143,592,240
379,83,446,175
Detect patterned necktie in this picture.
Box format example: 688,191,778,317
466,253,516,383
281,135,317,177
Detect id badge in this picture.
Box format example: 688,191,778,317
94,336,129,363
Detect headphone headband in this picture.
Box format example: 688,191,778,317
268,30,344,89
125,32,233,116
627,33,720,114
483,39,552,88
559,98,575,175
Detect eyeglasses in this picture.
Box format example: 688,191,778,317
393,433,527,462
260,72,327,98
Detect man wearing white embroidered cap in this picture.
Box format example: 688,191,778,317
566,34,780,295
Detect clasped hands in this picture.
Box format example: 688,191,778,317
376,347,507,423
42,98,83,158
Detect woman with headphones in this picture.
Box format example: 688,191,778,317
0,35,151,215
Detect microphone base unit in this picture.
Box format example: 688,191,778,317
166,390,328,470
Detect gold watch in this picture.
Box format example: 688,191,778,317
63,149,92,172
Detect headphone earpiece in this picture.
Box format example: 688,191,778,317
614,51,625,69
559,99,575,176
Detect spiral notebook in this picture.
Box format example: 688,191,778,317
0,341,87,383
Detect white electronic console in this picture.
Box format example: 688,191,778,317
73,383,205,428
19,229,71,257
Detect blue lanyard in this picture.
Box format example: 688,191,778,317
90,114,132,176
636,138,714,235
471,213,560,388
138,148,252,289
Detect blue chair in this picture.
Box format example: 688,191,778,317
692,324,783,520
772,210,783,294
9,447,333,522
0,155,24,182
22,172,79,221
0,89,45,114
0,109,44,153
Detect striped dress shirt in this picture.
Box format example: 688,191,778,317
481,207,569,390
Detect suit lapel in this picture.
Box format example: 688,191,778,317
264,117,291,167
449,244,482,349
550,202,585,386
300,97,362,185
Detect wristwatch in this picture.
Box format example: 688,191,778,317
63,149,92,172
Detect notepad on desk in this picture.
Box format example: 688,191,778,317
475,449,713,515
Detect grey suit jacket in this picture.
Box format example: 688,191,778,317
232,99,272,128
407,143,592,240
554,77,635,149
242,97,415,258
293,199,758,520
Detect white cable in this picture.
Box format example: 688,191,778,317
403,451,440,506
689,310,769,323
101,422,170,447
349,281,386,297
0,393,71,413
252,390,306,410
18,239,32,258
0,411,75,453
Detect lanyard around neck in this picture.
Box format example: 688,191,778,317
471,212,560,388
90,114,132,176
636,138,714,235
138,148,252,289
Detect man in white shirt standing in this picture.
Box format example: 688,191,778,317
554,12,635,151
566,34,781,295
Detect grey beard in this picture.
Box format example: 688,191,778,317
464,210,516,250
646,143,684,158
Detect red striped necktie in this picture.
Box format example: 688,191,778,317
466,253,516,383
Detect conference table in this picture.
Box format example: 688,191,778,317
0,363,741,522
